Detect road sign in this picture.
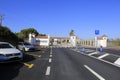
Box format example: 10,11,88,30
95,30,100,35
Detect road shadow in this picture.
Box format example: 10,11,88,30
22,52,36,62
0,53,36,80
0,62,23,80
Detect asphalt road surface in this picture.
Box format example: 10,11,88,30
0,47,120,80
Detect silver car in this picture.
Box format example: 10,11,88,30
0,42,23,63
18,42,35,52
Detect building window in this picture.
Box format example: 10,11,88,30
36,40,40,42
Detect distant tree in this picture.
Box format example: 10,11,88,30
17,28,39,39
0,25,20,46
69,29,74,36
38,34,46,36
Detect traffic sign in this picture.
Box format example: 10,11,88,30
95,30,100,35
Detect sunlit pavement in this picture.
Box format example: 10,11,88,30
0,47,120,80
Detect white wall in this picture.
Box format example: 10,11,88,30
29,33,50,46
36,38,49,46
97,37,107,47
98,40,107,47
70,36,76,47
29,33,35,45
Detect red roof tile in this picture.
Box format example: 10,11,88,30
36,36,48,39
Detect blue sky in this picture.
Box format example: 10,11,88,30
0,0,120,39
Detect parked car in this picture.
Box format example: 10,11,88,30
18,42,35,52
0,42,23,63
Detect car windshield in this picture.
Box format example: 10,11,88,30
24,42,31,45
0,43,13,48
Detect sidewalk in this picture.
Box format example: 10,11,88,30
80,46,120,50
106,46,120,50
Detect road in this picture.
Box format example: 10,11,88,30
0,47,120,80
46,48,120,80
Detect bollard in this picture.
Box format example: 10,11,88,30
99,46,103,53
82,47,85,54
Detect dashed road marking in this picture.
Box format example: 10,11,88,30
84,65,105,80
50,54,52,57
45,66,51,75
49,58,52,63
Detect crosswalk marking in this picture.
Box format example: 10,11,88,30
98,53,109,59
114,58,120,65
88,52,97,56
84,65,105,80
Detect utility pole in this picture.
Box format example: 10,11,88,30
0,14,4,26
95,30,100,52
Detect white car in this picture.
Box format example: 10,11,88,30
0,42,23,63
18,42,35,52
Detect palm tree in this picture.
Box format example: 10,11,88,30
70,30,74,36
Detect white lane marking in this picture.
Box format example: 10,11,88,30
85,50,95,52
49,58,52,63
88,52,97,56
79,49,120,68
50,46,52,54
88,54,120,68
50,55,52,57
84,65,105,80
45,66,51,75
114,58,120,65
98,53,109,59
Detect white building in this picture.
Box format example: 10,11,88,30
96,35,107,47
29,33,80,47
70,33,77,47
29,33,50,46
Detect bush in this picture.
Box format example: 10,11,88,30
0,26,22,46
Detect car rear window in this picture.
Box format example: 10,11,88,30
0,44,13,48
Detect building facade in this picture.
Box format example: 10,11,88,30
80,35,108,47
97,35,107,47
29,33,50,46
29,33,79,47
70,33,77,47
